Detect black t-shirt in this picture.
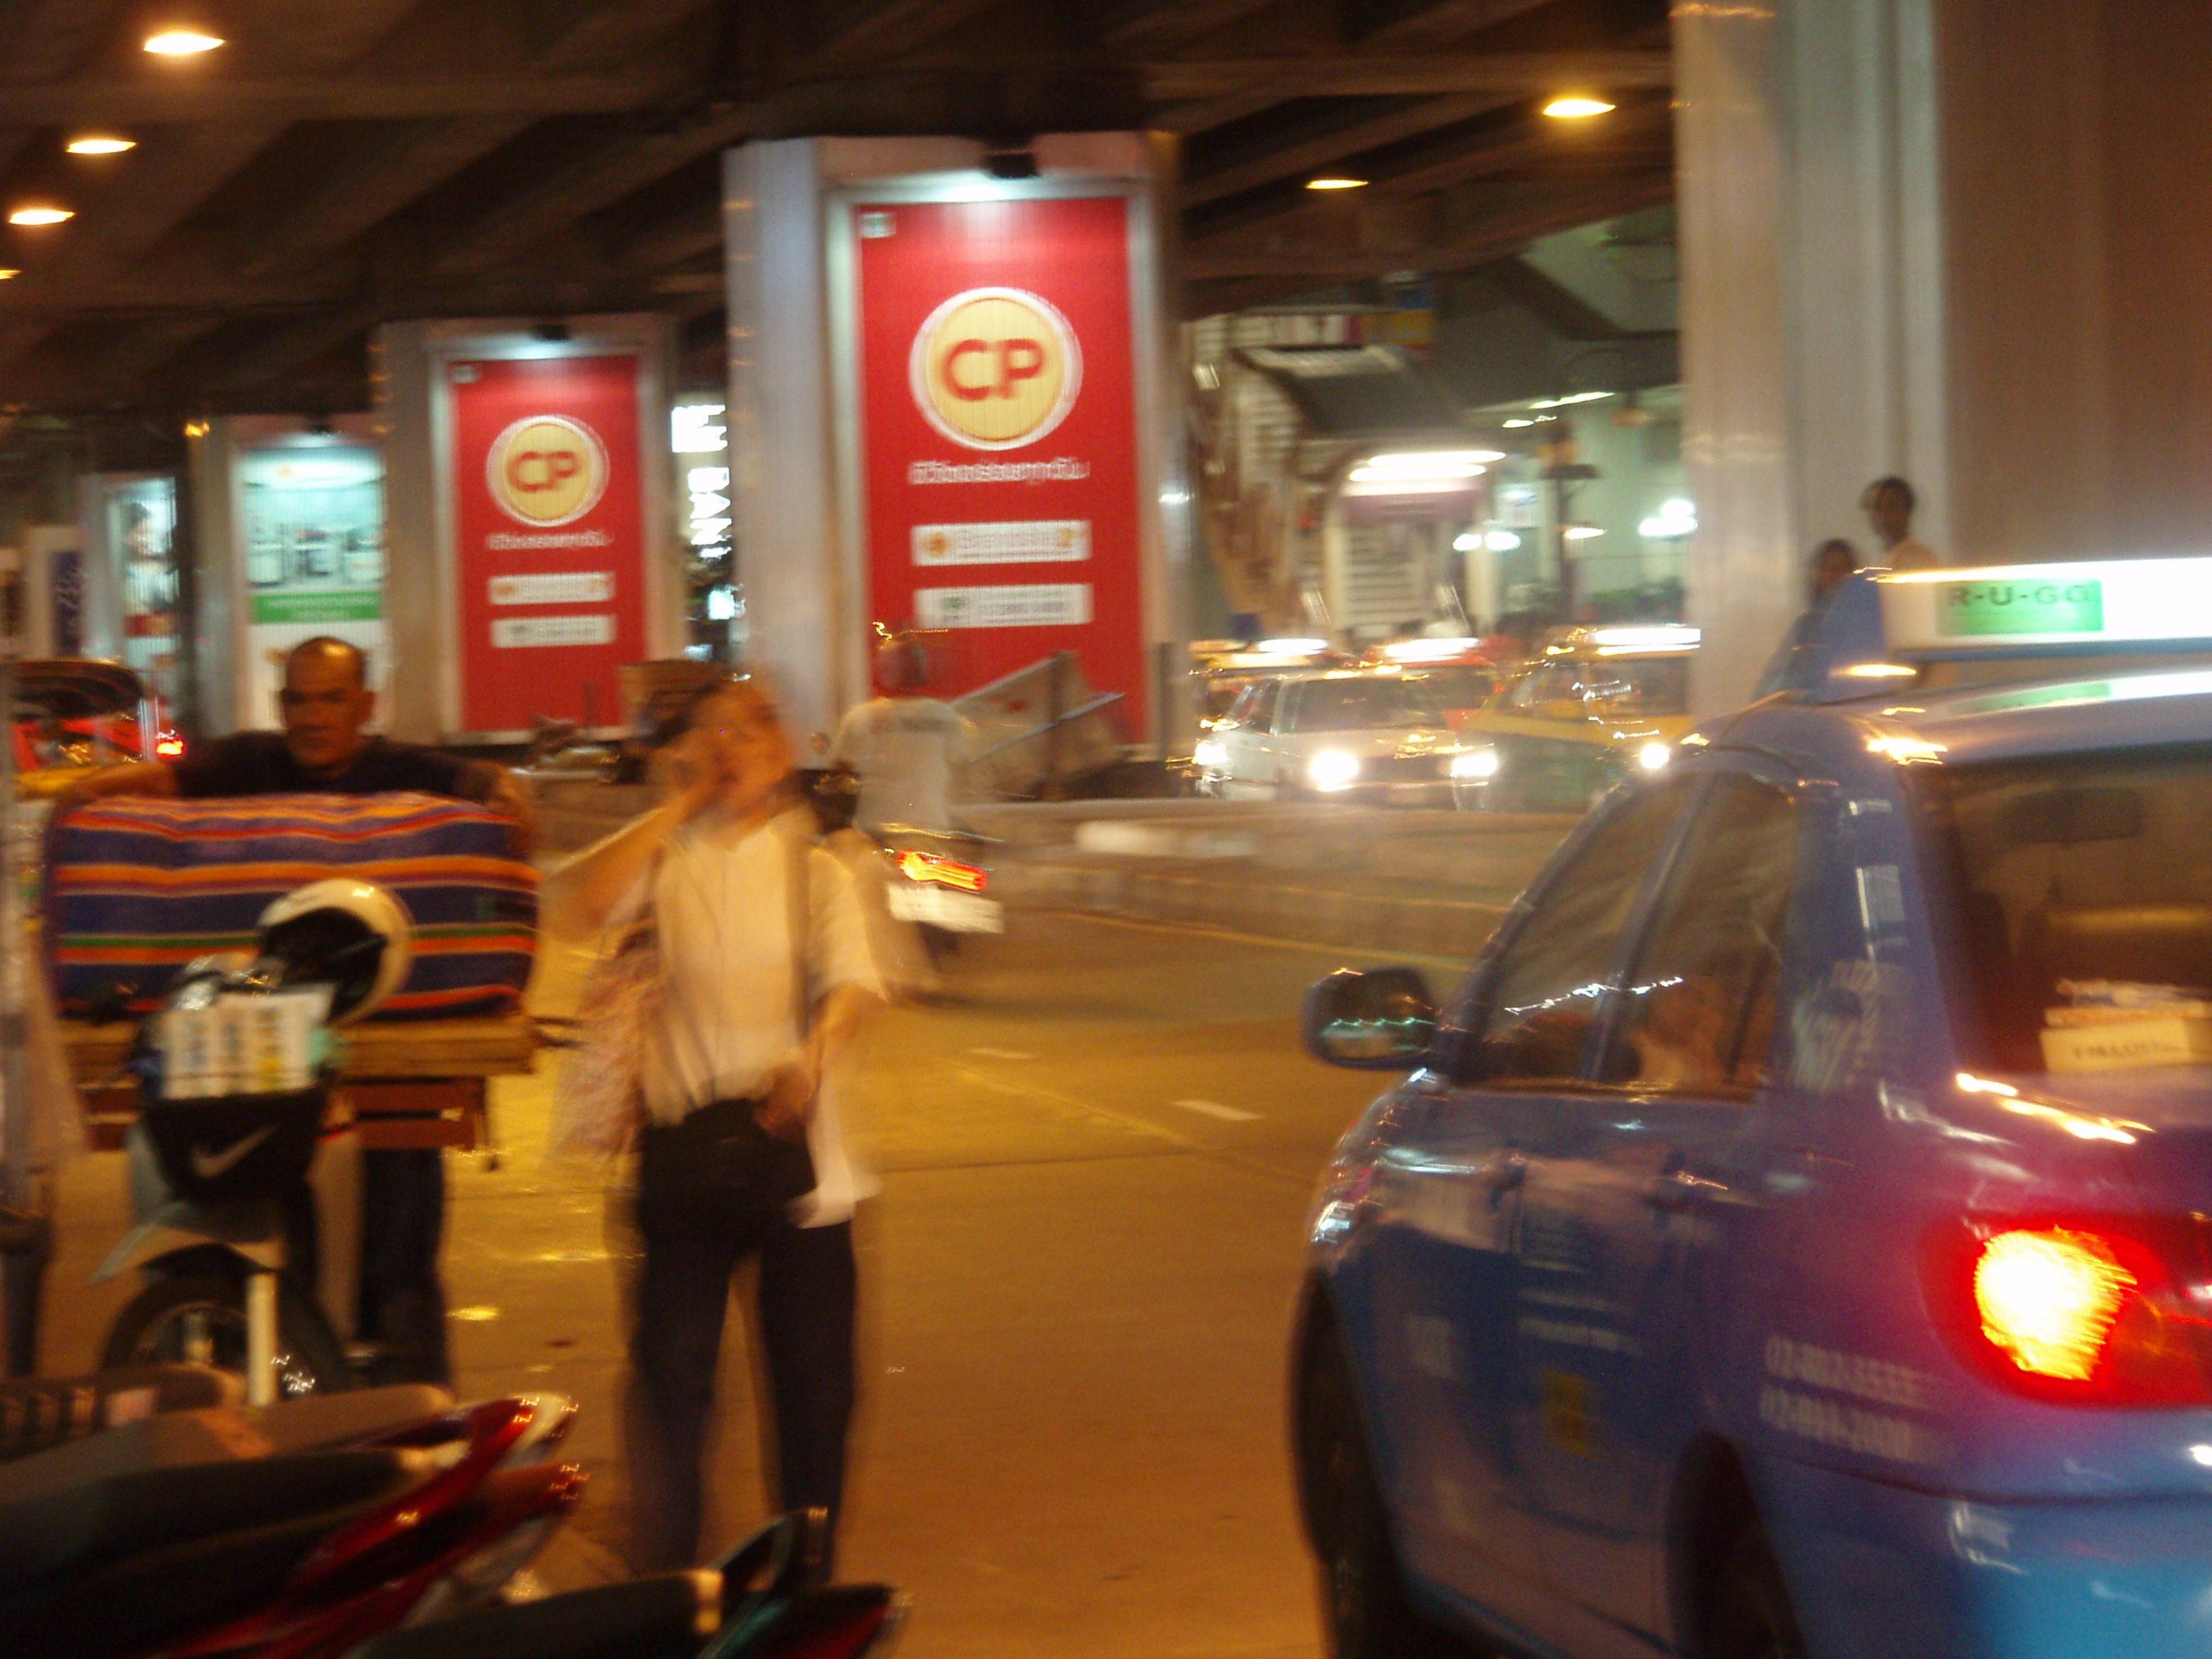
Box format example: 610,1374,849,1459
173,732,483,801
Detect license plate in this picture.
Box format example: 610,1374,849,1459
888,885,1005,931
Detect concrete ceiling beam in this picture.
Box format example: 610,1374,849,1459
1143,49,1670,101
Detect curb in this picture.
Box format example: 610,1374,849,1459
996,858,1509,961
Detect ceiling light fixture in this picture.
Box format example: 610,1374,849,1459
144,27,225,54
1306,176,1368,191
9,206,73,226
0,270,19,281
67,135,136,155
1543,96,1615,118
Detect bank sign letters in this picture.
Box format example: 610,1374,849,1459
853,194,1144,720
446,354,647,732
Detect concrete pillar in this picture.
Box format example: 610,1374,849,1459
1676,0,1947,711
1677,0,2212,712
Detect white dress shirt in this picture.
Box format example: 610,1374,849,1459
624,806,883,1225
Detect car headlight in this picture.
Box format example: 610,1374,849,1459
1449,749,1500,779
1637,742,1671,772
1308,751,1362,790
1194,739,1226,768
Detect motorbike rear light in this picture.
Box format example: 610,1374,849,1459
893,850,987,893
1975,1228,2134,1380
1926,1217,2212,1405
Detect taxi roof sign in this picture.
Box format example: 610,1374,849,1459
1881,557,2212,653
1761,558,2212,706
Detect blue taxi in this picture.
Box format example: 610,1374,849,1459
1292,558,2212,1659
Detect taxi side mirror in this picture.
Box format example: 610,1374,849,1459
1303,966,1439,1069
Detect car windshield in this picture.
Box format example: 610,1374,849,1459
1917,742,2212,1073
1584,657,1690,716
1197,678,1251,721
1505,655,1688,717
1403,666,1493,709
1290,678,1449,732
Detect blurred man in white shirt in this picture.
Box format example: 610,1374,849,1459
828,635,974,833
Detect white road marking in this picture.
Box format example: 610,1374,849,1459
1172,1098,1260,1122
968,1046,1036,1061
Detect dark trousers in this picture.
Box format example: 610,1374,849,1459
625,1169,857,1574
355,1148,449,1385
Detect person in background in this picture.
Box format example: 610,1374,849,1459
60,634,534,1385
542,677,881,1573
1861,475,1939,570
1809,537,1862,602
827,634,974,836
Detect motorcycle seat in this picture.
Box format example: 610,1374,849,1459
0,1446,421,1591
0,1478,408,1659
351,1571,719,1659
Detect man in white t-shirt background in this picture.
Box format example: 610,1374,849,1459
828,634,975,836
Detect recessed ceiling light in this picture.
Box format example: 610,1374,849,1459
1306,176,1369,191
1543,96,1616,118
144,28,225,54
67,135,136,155
9,206,73,226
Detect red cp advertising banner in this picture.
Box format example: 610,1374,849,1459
852,194,1145,725
446,353,648,733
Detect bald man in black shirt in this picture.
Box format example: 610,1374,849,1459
73,635,533,838
65,636,533,1384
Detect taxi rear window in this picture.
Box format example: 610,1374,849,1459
1917,742,2212,1071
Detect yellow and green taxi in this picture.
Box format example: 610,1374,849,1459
1451,624,1699,811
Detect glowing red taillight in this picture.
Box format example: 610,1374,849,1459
1928,1218,2212,1405
1974,1228,2136,1381
155,733,184,758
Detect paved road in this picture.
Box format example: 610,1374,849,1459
459,910,1429,1659
38,908,1480,1658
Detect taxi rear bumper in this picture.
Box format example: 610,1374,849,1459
1761,1457,2212,1659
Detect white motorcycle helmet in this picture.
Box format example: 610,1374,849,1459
253,878,415,1026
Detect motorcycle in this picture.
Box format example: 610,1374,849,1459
874,824,1003,968
0,1388,582,1659
353,1509,904,1659
96,878,419,1402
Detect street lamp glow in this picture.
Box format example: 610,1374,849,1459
1306,176,1368,190
144,28,225,53
1543,96,1615,118
8,206,72,225
67,135,136,155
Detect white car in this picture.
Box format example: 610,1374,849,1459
1195,670,1477,805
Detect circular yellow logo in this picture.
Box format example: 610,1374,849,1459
485,414,608,527
908,287,1082,451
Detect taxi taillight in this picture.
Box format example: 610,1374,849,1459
892,850,987,893
1930,1218,2212,1404
1974,1228,2137,1381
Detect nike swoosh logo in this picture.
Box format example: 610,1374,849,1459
191,1125,276,1179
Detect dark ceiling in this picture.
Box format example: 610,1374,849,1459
0,0,1673,415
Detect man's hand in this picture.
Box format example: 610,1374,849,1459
665,729,726,822
757,1054,818,1142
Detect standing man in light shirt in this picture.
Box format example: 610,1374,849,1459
827,635,974,835
1861,475,1941,570
544,676,881,1574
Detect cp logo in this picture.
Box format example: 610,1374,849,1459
908,287,1082,451
486,414,608,528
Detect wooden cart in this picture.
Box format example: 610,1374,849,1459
60,1017,539,1154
